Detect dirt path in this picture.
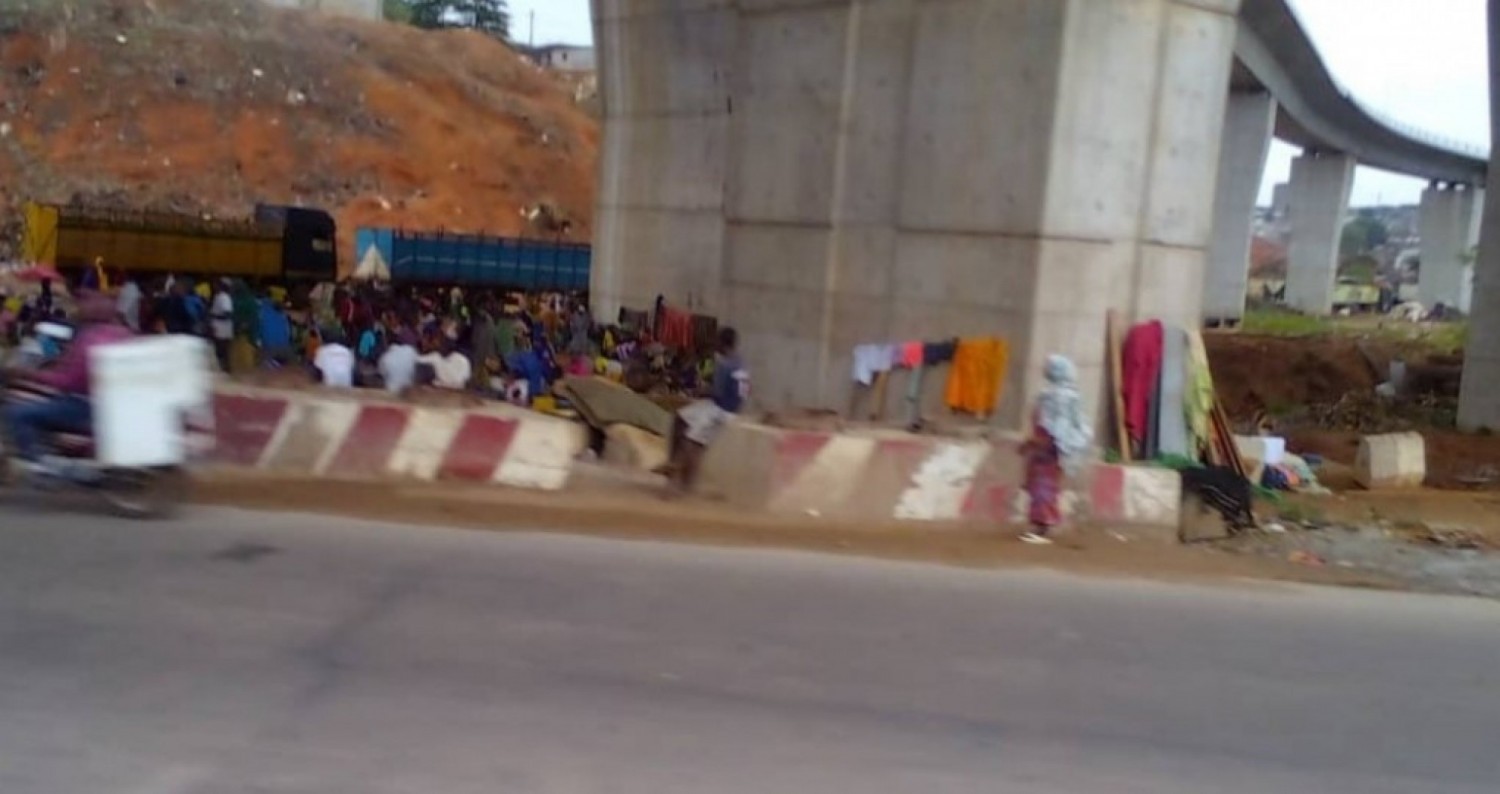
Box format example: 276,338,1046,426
193,469,1396,593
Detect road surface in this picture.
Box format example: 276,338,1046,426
1,502,1498,793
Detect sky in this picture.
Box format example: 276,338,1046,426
505,0,593,48
513,0,1489,207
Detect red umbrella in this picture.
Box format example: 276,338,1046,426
14,264,63,283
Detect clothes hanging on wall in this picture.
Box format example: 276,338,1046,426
852,343,897,386
899,341,923,369
656,304,695,350
944,337,1009,416
1184,330,1216,455
923,339,957,366
1121,321,1164,453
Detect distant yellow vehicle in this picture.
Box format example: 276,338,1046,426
1332,279,1380,312
21,202,337,282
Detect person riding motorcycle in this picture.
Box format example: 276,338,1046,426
3,292,132,474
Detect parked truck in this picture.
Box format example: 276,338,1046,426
22,201,338,283
355,227,590,290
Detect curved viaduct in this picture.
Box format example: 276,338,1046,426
588,0,1495,427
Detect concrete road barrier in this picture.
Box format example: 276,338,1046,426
698,421,1182,530
211,386,587,490
1356,432,1426,490
211,385,1181,528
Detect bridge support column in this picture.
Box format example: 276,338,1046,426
592,0,1242,426
1204,92,1276,324
1284,151,1355,314
1418,183,1483,313
1458,0,1500,431
588,0,735,322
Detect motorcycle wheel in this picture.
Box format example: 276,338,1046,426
101,467,186,520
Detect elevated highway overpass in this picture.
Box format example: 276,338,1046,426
1206,0,1489,321
588,0,1494,427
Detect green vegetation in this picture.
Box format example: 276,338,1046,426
390,0,510,40
1241,309,1333,337
1338,254,1379,283
1340,211,1389,258
383,0,413,23
1241,308,1468,353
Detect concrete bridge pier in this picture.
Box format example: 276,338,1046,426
1458,0,1500,431
1418,183,1483,313
1284,150,1355,314
591,0,1242,427
1204,91,1277,324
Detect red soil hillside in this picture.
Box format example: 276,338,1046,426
0,0,598,270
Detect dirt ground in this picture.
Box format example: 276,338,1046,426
192,468,1398,594
0,0,597,267
1205,332,1500,491
1206,333,1386,419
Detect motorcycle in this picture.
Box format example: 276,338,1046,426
0,333,213,519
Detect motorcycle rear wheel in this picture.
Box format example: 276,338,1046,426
101,467,186,520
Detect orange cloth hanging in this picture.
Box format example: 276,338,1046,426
944,337,1009,416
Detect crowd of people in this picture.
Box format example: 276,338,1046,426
5,262,1099,547
4,266,740,416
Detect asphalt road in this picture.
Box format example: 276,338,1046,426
1,502,1498,793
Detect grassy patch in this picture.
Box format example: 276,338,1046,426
1241,309,1333,337
1241,309,1468,354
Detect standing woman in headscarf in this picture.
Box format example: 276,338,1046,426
1019,355,1094,545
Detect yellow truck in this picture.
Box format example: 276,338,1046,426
21,202,336,282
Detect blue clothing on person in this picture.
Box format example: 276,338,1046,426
258,300,292,352
507,350,547,405
711,354,745,414
185,293,206,327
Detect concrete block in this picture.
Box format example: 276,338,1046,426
603,424,670,473
1355,432,1426,490
1088,464,1184,534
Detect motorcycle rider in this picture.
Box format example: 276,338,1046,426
3,292,132,475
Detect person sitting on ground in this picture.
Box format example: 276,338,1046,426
313,325,355,388
2,293,131,474
378,328,420,396
664,327,747,495
1018,355,1094,545
418,337,472,391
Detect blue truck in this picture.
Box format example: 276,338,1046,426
355,227,590,290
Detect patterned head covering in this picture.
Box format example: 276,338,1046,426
1037,355,1094,474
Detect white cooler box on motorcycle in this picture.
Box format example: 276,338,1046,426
89,335,214,468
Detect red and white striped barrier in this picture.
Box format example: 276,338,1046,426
210,385,1181,528
699,423,1181,528
212,386,586,490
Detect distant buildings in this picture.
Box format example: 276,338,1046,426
523,45,596,74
